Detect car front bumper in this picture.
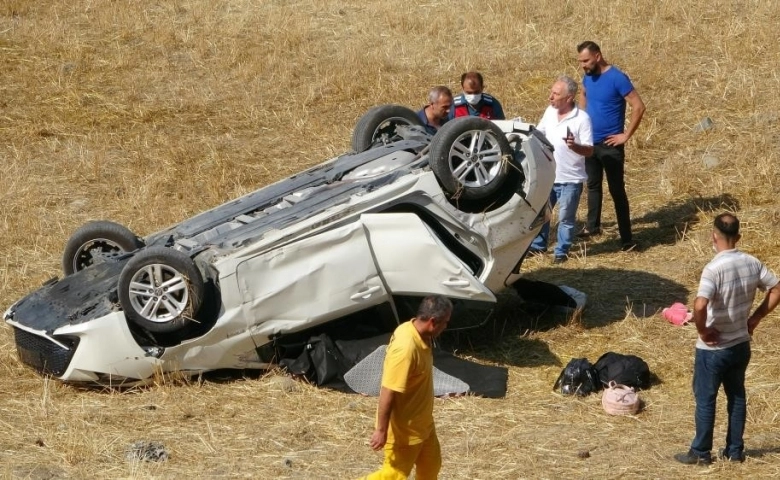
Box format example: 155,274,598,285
6,311,162,385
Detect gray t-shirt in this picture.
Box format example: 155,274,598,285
696,249,779,350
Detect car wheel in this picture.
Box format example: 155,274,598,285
62,220,145,275
429,117,513,201
351,105,423,152
118,246,204,334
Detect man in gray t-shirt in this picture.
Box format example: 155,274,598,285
675,213,780,466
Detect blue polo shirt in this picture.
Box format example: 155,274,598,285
583,67,635,143
417,107,438,135
417,107,447,135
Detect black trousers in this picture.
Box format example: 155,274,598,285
585,143,632,243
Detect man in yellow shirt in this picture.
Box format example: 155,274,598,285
361,295,453,480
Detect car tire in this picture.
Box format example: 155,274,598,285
62,220,145,275
118,246,204,334
429,117,513,202
351,104,423,152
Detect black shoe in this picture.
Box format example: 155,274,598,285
576,228,600,238
621,241,638,252
674,451,712,465
721,449,745,463
553,256,568,264
527,248,546,256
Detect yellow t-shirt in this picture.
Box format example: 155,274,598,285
380,320,434,445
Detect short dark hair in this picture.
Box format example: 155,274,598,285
460,71,484,87
417,295,453,321
428,85,453,104
577,41,601,54
714,212,740,239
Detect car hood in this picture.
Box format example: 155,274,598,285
5,259,125,333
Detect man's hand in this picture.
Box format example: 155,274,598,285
370,387,395,451
748,316,760,336
563,129,576,149
564,128,594,157
699,326,720,346
747,284,780,336
369,429,387,451
604,132,630,146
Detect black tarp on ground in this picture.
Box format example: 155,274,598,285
279,332,508,398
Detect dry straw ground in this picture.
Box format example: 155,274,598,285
1,0,780,478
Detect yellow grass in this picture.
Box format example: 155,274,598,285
2,0,780,477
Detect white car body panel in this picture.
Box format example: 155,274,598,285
360,213,495,301
236,220,389,332
5,114,557,385
35,313,159,383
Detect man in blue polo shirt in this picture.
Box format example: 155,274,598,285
576,41,646,251
417,86,453,136
449,71,505,120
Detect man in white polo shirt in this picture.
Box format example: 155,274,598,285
676,213,780,465
529,75,593,263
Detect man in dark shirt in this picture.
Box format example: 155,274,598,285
417,86,453,135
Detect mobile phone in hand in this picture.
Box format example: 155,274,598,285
566,126,572,138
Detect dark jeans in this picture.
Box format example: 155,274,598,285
690,341,751,460
585,143,632,243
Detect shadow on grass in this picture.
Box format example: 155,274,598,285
163,266,689,386
577,193,740,256
439,291,563,369
439,266,688,368
525,266,690,328
745,446,780,458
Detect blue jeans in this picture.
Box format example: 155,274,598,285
690,341,751,460
531,182,583,257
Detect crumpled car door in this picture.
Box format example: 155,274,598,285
236,221,389,334
360,213,496,302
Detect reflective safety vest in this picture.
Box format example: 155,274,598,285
452,93,501,119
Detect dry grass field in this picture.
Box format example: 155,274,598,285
2,0,780,478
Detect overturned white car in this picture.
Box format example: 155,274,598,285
4,106,555,385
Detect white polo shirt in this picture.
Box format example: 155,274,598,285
536,105,593,184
